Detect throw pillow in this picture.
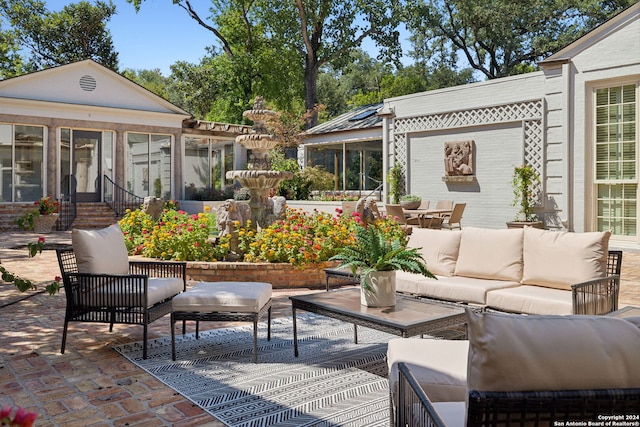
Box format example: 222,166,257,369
407,228,462,276
466,310,640,392
72,223,129,274
521,227,610,290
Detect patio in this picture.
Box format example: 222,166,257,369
1,230,640,426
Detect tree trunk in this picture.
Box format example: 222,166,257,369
304,58,319,130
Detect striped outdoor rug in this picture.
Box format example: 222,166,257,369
114,314,392,427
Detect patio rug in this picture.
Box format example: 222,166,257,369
113,314,393,427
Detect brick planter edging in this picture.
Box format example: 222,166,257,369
185,261,339,289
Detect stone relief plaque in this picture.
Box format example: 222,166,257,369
444,140,474,176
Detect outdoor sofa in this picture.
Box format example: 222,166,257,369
388,310,640,426
397,226,621,315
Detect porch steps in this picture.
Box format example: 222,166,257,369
71,202,120,230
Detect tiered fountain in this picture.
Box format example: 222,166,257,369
226,96,293,229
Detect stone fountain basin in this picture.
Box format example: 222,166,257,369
236,134,280,151
226,170,293,189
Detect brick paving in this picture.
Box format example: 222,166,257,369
1,231,639,426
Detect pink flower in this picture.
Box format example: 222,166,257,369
13,407,38,427
55,276,62,282
37,236,45,243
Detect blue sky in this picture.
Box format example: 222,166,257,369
45,0,411,75
46,0,222,75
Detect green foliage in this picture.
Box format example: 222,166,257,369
27,236,45,258
0,264,60,295
1,0,119,71
329,223,435,291
300,166,335,192
511,164,541,222
14,210,38,231
122,68,170,99
270,150,310,200
406,0,636,79
400,194,421,202
387,162,403,204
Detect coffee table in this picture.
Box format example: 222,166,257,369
290,288,468,357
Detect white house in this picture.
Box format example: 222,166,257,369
0,60,250,228
378,2,640,243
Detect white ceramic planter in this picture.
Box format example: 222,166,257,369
361,270,396,307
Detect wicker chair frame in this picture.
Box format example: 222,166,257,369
397,362,640,427
56,248,187,359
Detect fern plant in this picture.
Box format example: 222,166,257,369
329,224,436,292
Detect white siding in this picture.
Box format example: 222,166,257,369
407,123,523,228
386,72,545,118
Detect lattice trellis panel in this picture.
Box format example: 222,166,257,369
394,100,543,134
391,99,544,198
394,133,408,195
524,119,544,206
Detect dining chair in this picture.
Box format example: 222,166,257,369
385,204,408,225
441,203,465,229
435,200,453,210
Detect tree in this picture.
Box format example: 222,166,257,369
266,0,404,128
0,0,119,71
122,68,171,99
406,0,637,79
0,22,26,79
128,0,404,128
127,0,303,124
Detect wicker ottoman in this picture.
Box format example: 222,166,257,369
171,281,272,363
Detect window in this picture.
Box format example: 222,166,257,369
0,123,44,202
595,84,637,237
183,137,234,199
127,133,172,199
307,140,382,191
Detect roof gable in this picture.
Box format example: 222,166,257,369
0,59,190,116
540,2,640,66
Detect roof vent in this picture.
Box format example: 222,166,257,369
79,75,97,92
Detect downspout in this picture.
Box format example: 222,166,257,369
562,62,574,231
378,105,395,203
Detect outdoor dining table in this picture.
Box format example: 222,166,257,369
405,208,452,227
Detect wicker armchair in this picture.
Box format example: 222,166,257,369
56,248,186,359
397,362,640,427
572,249,621,315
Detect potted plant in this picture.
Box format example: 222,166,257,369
329,223,435,307
507,164,544,229
400,194,422,210
15,196,60,233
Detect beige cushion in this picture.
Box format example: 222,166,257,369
407,229,462,276
387,338,469,402
72,224,129,274
486,285,574,315
521,228,611,290
83,277,184,308
466,310,640,392
172,282,272,313
396,272,519,305
454,227,523,281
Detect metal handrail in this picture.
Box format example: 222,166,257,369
363,178,384,201
103,175,144,217
56,193,76,231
